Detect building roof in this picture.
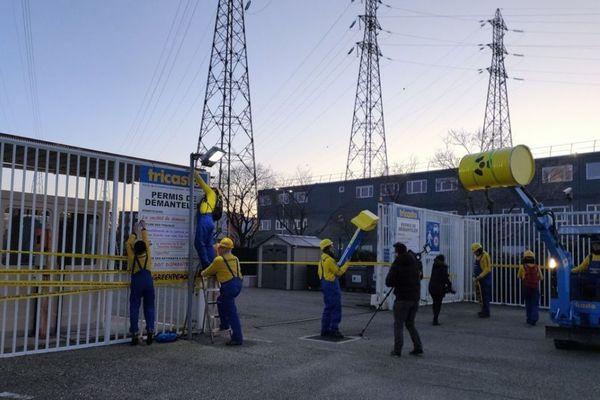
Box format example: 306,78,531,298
258,234,322,248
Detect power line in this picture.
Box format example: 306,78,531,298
20,0,43,138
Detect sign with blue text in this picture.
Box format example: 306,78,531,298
426,221,440,253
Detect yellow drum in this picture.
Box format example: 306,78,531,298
458,145,535,191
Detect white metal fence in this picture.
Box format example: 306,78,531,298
0,134,203,358
467,211,600,309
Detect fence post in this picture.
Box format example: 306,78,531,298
104,160,119,344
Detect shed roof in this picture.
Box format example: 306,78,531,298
259,234,321,248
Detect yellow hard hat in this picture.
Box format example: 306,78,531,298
218,237,234,249
320,238,333,251
471,243,483,253
523,250,535,259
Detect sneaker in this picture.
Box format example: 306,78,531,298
409,349,424,356
146,331,153,345
131,335,139,346
390,351,401,357
226,340,242,346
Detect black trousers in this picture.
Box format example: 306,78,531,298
393,299,423,353
431,294,443,323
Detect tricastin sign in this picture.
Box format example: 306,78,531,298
138,166,208,271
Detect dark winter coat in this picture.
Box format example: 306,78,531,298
428,260,453,298
386,252,421,301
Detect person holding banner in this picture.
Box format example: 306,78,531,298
127,220,155,345
201,237,244,346
194,172,221,269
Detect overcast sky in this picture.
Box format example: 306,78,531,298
0,0,599,178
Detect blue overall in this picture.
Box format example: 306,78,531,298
195,212,215,269
217,258,243,343
585,258,600,299
129,256,155,334
523,266,540,324
474,258,491,316
320,279,342,334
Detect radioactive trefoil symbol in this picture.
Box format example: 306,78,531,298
474,156,491,176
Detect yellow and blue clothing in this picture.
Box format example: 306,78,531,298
518,263,543,325
474,251,492,316
571,254,600,300
126,230,155,334
194,172,217,268
318,253,349,335
202,254,243,343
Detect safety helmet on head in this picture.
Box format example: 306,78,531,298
471,243,483,253
523,250,535,259
218,237,234,249
320,238,333,251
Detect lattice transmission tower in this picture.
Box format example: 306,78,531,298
481,8,512,150
345,0,389,180
197,0,257,226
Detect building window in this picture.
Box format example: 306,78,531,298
275,220,285,231
406,179,427,194
258,195,272,206
587,162,600,180
446,211,458,215
542,165,573,183
259,219,271,231
547,205,570,213
339,186,345,193
293,191,308,204
355,185,373,199
380,183,400,196
293,218,308,230
277,193,290,204
435,177,458,192
502,207,524,214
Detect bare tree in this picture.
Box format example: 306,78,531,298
431,129,487,169
222,163,276,247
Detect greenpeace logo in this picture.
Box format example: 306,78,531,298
147,169,190,187
573,302,597,310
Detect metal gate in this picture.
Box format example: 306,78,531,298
0,134,203,357
469,211,600,309
375,203,474,309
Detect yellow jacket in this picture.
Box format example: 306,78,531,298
572,254,600,273
194,172,216,214
517,264,543,281
126,230,152,273
475,251,492,280
318,253,350,282
201,254,242,283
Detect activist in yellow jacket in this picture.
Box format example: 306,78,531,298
201,253,243,284
126,228,153,273
571,254,600,273
474,251,492,281
194,171,216,214
318,253,350,282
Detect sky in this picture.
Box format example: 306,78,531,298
0,0,599,180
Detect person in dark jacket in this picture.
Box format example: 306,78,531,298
385,242,423,357
428,254,455,326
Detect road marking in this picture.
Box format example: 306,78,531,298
0,393,34,400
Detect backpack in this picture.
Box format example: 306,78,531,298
212,191,223,221
523,264,539,288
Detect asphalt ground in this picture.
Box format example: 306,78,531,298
1,288,599,400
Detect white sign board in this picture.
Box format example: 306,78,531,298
396,207,420,252
138,166,208,271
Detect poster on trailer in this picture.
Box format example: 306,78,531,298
138,165,209,271
396,208,420,253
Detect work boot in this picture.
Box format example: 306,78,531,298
330,330,344,339
146,331,153,345
131,334,139,346
433,321,441,326
320,330,331,337
409,349,424,356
